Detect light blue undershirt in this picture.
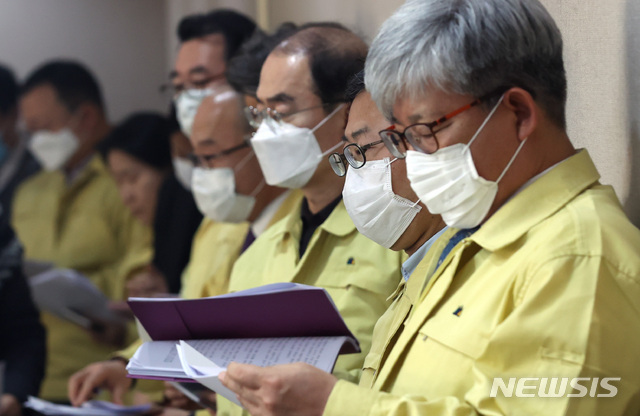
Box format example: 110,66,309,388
401,226,448,281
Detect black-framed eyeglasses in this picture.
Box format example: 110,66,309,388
378,91,501,157
329,139,384,177
187,141,250,168
244,104,328,129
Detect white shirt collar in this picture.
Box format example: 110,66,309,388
251,191,291,237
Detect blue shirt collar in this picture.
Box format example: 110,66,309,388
401,226,448,281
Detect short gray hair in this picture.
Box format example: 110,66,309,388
365,0,567,127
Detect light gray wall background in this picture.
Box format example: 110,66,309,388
0,0,637,224
0,0,168,121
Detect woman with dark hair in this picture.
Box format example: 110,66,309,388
99,112,202,295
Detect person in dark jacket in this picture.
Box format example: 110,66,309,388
0,64,40,217
98,112,202,295
0,207,46,416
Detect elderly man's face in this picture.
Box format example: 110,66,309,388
391,87,521,185
254,52,345,187
345,91,439,252
190,92,262,198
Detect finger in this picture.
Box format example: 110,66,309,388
225,362,263,390
112,382,127,405
220,371,262,409
75,371,100,406
68,369,88,406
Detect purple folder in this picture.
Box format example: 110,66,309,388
128,283,360,354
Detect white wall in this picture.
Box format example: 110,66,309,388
266,0,403,42
163,0,257,77
0,0,168,122
260,0,640,225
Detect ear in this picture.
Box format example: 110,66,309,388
502,87,537,142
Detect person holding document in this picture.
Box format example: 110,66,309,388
12,60,152,402
214,23,407,416
219,0,640,414
68,87,301,411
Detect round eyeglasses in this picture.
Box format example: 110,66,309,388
244,104,327,129
377,91,506,157
329,139,384,177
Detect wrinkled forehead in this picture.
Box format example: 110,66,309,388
256,52,317,106
191,94,243,148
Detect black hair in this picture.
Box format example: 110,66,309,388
0,64,17,115
177,9,257,61
21,60,104,113
274,22,368,108
226,22,298,97
98,112,172,171
345,69,366,103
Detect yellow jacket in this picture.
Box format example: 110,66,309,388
324,150,640,416
180,190,303,300
179,218,250,299
217,199,405,416
11,155,152,400
118,192,303,406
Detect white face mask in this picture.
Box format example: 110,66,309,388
172,157,194,191
191,151,264,223
28,128,79,171
250,104,345,189
174,88,213,138
406,96,527,229
343,157,422,249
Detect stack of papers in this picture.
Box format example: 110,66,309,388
28,269,123,328
24,396,151,415
126,283,360,408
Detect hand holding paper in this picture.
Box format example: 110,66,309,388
219,362,337,416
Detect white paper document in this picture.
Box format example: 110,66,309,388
28,268,122,328
127,336,356,407
24,396,151,415
176,337,354,408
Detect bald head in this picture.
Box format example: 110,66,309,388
271,23,368,105
190,85,250,152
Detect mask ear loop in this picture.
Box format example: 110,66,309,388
233,149,266,197
312,103,347,155
496,136,527,183
311,103,345,133
386,156,422,209
464,95,505,153
250,178,266,197
234,149,256,173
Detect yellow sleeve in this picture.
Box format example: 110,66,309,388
115,338,143,361
93,212,152,300
325,254,640,416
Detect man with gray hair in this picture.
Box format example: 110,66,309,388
219,0,640,415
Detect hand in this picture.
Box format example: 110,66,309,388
162,383,202,411
68,359,131,406
219,362,337,416
0,394,21,416
126,267,168,298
